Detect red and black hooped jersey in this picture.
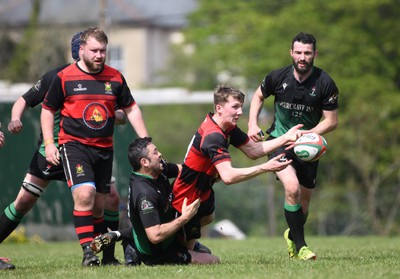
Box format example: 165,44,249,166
172,113,249,213
43,63,135,148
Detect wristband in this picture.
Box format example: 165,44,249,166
44,138,54,147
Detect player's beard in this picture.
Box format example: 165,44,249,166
292,58,314,75
83,56,105,73
148,159,163,177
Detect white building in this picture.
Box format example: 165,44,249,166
0,0,198,88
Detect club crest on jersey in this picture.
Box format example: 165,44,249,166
309,87,316,96
76,164,85,177
83,103,108,130
104,82,113,94
141,198,154,213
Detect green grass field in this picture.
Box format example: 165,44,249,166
2,236,400,279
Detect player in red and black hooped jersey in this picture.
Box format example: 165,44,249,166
42,63,134,148
0,31,128,269
248,32,339,260
172,85,304,252
41,27,148,267
172,113,248,209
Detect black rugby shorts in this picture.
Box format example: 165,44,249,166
60,141,113,193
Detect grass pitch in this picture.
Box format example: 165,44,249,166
1,236,400,279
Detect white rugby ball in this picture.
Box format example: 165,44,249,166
293,133,328,162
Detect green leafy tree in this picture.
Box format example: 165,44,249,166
4,0,40,82
2,0,67,83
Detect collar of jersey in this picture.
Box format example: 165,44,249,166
132,171,153,179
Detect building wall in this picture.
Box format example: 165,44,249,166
83,26,177,89
144,27,174,86
108,27,143,88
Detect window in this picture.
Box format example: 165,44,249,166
108,46,124,73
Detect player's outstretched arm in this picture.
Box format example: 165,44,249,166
240,124,303,159
262,123,304,151
215,155,292,185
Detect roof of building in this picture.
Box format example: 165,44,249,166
0,0,197,28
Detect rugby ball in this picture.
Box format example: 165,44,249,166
293,133,328,162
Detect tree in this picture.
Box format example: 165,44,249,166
3,0,40,82
2,0,67,83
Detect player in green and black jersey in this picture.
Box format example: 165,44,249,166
248,32,339,261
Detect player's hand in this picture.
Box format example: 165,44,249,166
45,143,61,166
181,198,200,222
283,124,304,144
262,153,292,172
248,124,264,142
8,119,23,134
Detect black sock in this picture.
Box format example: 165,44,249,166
284,206,307,251
0,204,24,243
102,210,119,261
